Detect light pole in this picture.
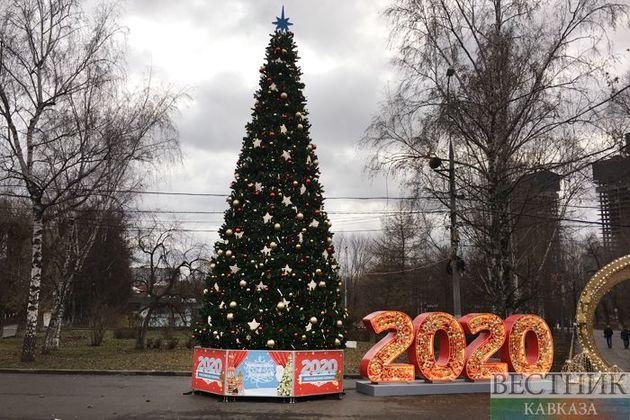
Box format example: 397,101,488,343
429,67,462,318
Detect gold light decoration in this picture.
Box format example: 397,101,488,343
572,255,630,372
500,314,553,375
459,313,508,380
409,312,466,382
360,311,415,383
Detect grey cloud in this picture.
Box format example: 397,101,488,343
178,72,253,151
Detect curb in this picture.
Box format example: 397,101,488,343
0,368,191,376
0,368,363,379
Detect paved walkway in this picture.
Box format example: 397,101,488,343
0,373,489,419
594,329,630,370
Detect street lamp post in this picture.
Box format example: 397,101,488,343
429,67,462,318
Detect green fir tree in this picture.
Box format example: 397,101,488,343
194,13,346,350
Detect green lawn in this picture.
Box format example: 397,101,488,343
0,329,370,375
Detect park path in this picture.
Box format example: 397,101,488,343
0,373,489,419
594,329,630,370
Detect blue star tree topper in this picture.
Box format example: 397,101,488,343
272,6,293,32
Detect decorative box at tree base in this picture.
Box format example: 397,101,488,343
192,347,344,398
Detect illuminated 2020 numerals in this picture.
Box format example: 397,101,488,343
499,314,554,375
361,311,553,383
409,312,466,382
459,313,508,380
359,311,415,382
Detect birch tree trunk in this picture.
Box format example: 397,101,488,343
41,276,72,353
21,204,44,362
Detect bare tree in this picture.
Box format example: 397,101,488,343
132,225,208,350
0,0,180,361
362,0,630,315
335,233,372,323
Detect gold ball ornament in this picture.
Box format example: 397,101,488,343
318,281,326,288
297,212,304,220
267,339,275,348
229,301,237,308
274,223,281,230
225,250,232,257
297,124,304,130
276,301,285,310
280,92,288,99
335,338,341,346
295,244,302,250
217,250,224,256
315,268,322,275
232,199,240,207
239,280,247,288
309,317,318,325
213,330,218,336
270,242,278,250
226,229,233,236
336,320,343,327
210,263,216,269
226,313,234,321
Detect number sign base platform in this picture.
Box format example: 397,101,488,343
192,347,343,398
356,379,492,396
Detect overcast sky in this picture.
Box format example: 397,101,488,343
120,0,630,244
121,0,398,243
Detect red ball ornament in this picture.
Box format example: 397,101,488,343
315,209,321,215
305,178,312,185
269,131,276,137
311,143,317,150
287,160,293,165
235,228,242,233
269,192,276,198
266,77,272,82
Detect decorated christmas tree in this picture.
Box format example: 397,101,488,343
194,8,346,351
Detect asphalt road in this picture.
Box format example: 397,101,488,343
0,373,489,419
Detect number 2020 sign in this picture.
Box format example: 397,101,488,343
360,311,553,383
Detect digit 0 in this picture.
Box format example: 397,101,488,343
360,311,415,383
459,313,508,380
409,312,466,382
500,314,553,375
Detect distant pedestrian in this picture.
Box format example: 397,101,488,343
604,325,613,348
621,326,630,350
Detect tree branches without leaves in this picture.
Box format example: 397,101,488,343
0,0,182,361
363,0,630,315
